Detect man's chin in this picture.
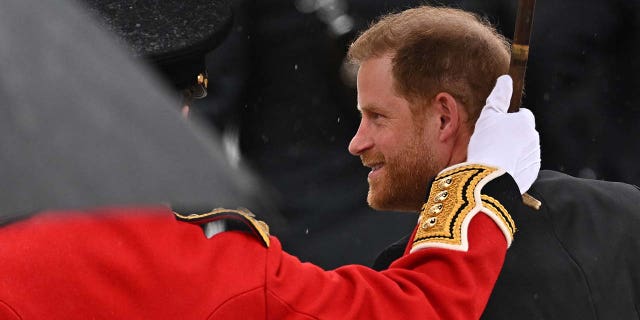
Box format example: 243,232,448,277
366,189,386,210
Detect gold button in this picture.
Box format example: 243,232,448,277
421,217,438,229
439,177,453,189
435,191,448,202
431,203,443,214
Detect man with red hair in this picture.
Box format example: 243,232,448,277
0,4,541,319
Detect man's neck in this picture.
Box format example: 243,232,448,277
446,131,471,167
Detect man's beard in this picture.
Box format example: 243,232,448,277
364,140,439,212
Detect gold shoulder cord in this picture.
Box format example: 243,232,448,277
174,208,271,247
410,164,516,253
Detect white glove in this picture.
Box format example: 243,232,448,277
203,220,227,239
467,75,540,194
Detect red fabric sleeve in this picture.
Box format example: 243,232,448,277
0,208,505,319
0,208,271,319
263,213,506,320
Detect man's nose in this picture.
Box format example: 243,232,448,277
348,123,373,156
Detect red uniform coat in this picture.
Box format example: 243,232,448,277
0,204,506,319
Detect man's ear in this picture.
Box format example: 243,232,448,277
432,92,461,142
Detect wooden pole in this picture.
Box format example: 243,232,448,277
508,0,536,112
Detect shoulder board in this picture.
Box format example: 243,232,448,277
174,208,270,247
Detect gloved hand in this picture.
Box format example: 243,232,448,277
467,75,540,194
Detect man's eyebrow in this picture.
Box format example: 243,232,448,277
357,103,384,113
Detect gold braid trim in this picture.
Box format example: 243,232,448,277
174,208,270,247
410,163,515,253
481,195,516,244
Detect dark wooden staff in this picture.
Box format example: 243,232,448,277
508,0,537,112
508,0,542,209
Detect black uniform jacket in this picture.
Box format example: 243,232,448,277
373,170,640,319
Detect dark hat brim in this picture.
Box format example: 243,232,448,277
81,0,234,89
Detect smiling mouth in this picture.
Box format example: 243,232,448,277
364,163,384,176
361,154,384,176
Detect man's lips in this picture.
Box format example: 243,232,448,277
364,163,384,178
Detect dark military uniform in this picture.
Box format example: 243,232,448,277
373,170,640,318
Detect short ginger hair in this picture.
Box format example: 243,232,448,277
348,6,510,124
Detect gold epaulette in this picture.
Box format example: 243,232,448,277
411,163,516,253
174,208,270,247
